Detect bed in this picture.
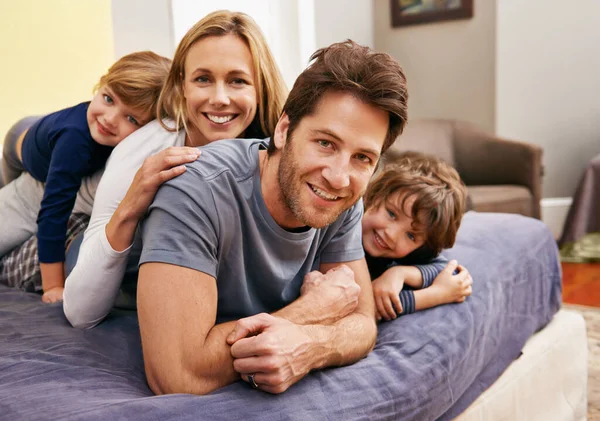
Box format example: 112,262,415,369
0,211,565,420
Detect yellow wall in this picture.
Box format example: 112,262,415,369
0,0,114,141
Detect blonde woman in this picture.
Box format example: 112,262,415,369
58,10,287,328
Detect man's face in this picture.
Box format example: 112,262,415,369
274,91,389,229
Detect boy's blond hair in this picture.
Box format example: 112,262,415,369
364,151,468,255
156,10,288,139
95,51,172,120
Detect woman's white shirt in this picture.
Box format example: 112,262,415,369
63,120,186,328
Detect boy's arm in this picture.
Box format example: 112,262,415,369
381,254,447,290
40,262,65,301
399,288,445,315
36,131,95,299
412,255,449,288
398,260,472,315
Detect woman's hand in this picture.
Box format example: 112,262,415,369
121,147,201,222
106,147,201,252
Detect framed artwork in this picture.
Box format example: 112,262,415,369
391,0,474,27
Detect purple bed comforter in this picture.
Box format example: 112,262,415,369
0,212,562,421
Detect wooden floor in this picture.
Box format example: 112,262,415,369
562,262,600,308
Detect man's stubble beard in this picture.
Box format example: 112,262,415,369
277,135,362,229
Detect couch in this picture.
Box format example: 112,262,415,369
383,119,544,219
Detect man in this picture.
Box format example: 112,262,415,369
138,40,409,395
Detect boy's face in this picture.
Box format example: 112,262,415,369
362,192,426,259
87,86,151,147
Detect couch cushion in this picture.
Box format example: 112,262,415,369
384,119,456,166
468,185,533,217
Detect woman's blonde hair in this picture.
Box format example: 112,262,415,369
157,10,287,139
95,51,171,120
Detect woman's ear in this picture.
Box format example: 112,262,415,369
272,112,290,150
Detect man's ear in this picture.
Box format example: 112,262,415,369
273,112,290,150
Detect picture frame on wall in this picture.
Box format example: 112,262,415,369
391,0,474,27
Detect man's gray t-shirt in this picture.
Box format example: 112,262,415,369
140,138,364,323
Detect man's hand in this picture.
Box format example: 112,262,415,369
42,286,64,303
372,267,405,321
299,265,360,324
227,313,318,394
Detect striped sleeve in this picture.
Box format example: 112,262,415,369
398,290,415,315
413,255,448,288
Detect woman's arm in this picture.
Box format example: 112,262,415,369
63,122,196,328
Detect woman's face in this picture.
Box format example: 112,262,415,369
182,34,258,147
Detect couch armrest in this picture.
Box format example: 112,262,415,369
452,122,543,219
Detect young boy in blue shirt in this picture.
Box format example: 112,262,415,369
362,151,472,321
0,51,171,303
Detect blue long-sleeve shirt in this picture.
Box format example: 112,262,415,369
21,102,113,263
365,249,448,316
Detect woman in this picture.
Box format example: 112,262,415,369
2,10,287,329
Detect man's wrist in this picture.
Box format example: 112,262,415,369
274,295,326,325
300,324,340,370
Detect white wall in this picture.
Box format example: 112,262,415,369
373,0,497,133
112,0,308,88
496,0,600,198
314,0,373,50
111,0,375,90
111,0,174,59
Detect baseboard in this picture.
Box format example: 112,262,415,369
541,197,573,240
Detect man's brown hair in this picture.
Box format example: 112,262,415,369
364,151,468,255
269,40,408,154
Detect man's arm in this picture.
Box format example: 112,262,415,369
227,258,377,394
231,258,378,370
138,260,368,396
137,262,236,396
313,258,377,361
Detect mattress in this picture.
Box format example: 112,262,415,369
0,212,562,421
455,309,588,421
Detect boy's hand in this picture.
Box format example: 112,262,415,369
430,260,472,304
42,286,64,303
372,268,405,321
